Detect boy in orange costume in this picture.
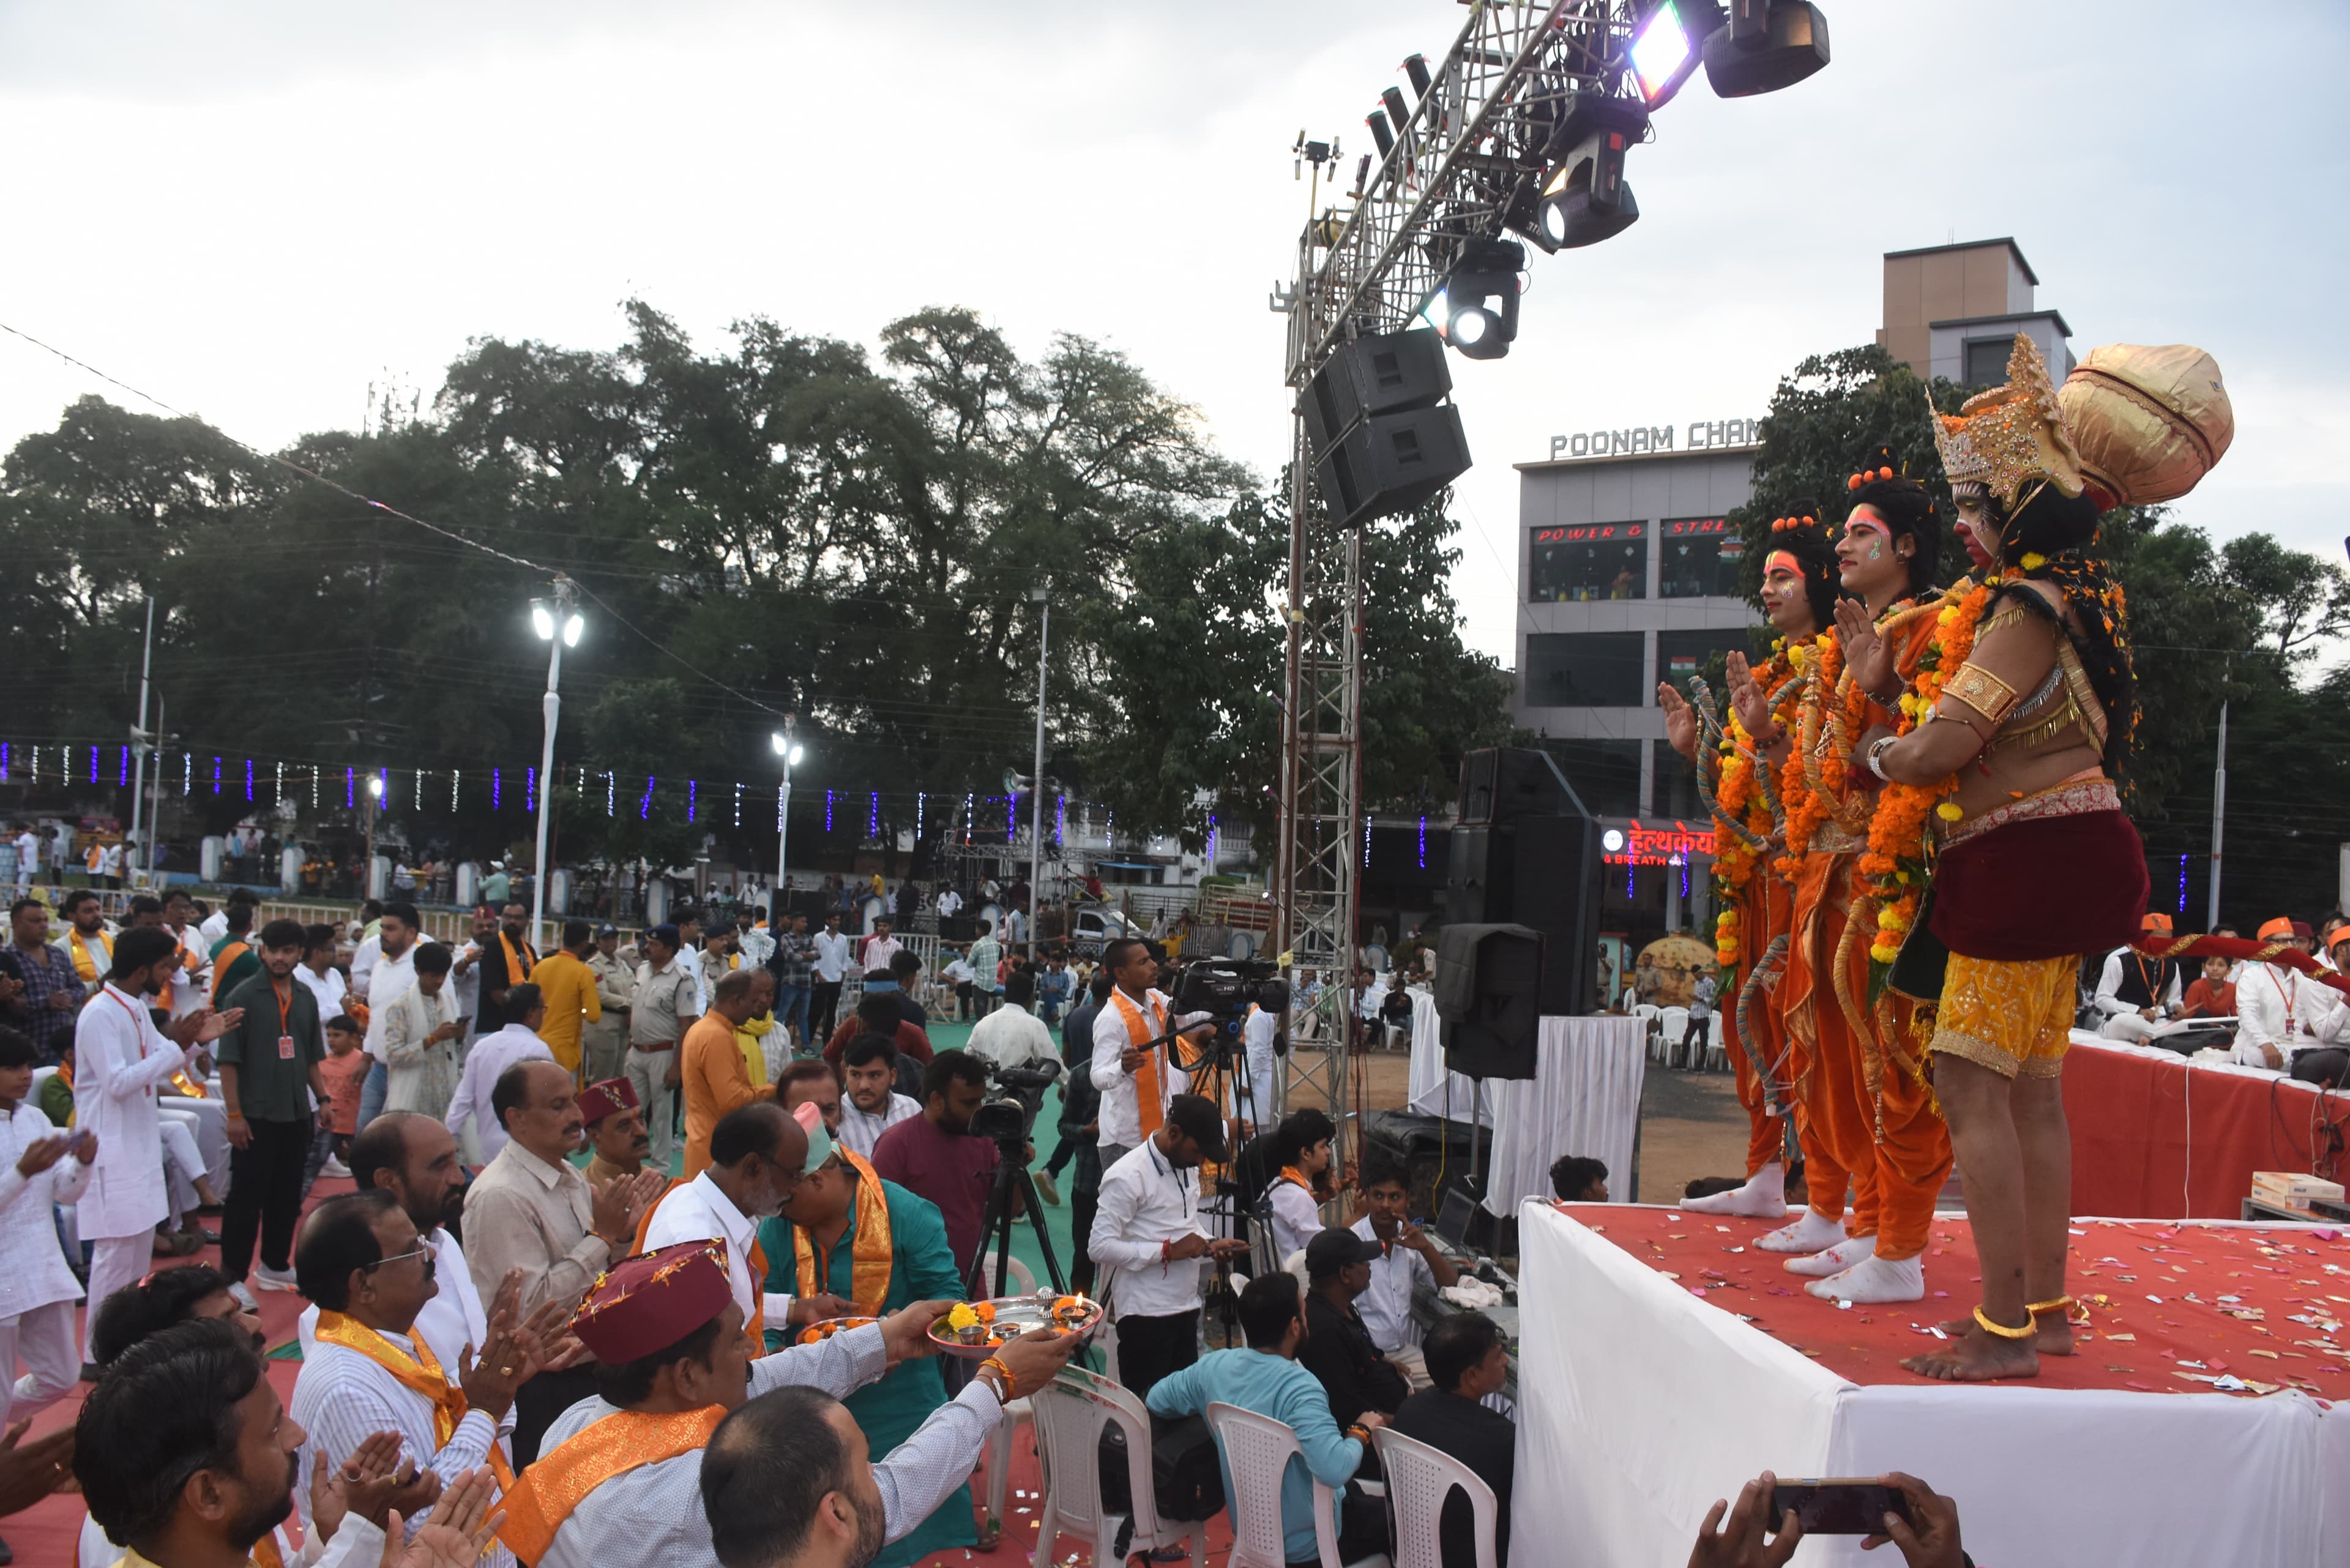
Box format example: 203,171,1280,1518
1660,514,1841,1217
1734,457,1954,1304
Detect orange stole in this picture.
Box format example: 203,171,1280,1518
793,1151,893,1315
252,1531,283,1568
211,941,252,1002
311,1312,515,1488
629,1181,770,1357
67,928,111,983
1109,989,1169,1140
499,930,539,986
497,1405,725,1562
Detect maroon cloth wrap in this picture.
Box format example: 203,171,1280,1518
1927,808,2149,961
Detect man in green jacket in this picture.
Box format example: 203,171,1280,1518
215,919,332,1308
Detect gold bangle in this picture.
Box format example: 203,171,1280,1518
1971,1304,2036,1340
2027,1296,2080,1319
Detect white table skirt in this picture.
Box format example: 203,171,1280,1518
1409,999,1645,1215
1511,1202,2346,1567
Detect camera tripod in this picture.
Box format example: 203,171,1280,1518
968,1135,1069,1299
1168,1013,1275,1347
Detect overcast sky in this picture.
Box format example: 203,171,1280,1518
2,0,2344,664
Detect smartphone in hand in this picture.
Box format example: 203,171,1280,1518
1770,1479,1911,1535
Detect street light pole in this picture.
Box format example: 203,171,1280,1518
1027,584,1050,961
531,577,584,951
773,720,804,925
127,596,155,881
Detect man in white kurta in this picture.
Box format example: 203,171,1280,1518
446,997,556,1167
641,1101,822,1340
1089,938,1202,1169
0,1071,94,1427
74,927,236,1362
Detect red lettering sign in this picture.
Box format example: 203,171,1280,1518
1664,517,1728,537
1600,818,1720,867
1532,523,1647,545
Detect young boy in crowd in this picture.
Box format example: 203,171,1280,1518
316,1014,369,1171
2182,954,2238,1020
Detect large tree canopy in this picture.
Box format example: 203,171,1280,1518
0,302,1512,875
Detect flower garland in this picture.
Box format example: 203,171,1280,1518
1860,578,1997,963
1710,641,1807,965
1774,630,1840,879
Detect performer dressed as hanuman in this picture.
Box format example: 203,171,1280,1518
1867,335,2157,1379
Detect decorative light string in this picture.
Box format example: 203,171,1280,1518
2179,852,2190,914
638,777,656,820
344,767,355,810
1417,815,1427,869
491,768,501,810
824,790,834,832
687,778,697,823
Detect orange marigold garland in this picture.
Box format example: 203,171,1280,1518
1709,640,1806,964
1859,578,1997,966
1775,630,1840,878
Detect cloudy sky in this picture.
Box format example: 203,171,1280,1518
2,0,2344,662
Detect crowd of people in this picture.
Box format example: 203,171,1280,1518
0,853,2007,1568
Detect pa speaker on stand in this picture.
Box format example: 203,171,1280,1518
1298,327,1473,529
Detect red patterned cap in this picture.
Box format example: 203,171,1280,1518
570,1240,732,1364
578,1077,639,1126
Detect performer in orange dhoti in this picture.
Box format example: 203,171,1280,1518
1871,336,2228,1378
1737,455,1952,1299
1660,512,1841,1218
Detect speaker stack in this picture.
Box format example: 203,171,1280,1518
1444,747,1601,1061
1298,327,1472,529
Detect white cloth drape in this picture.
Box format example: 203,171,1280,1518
1511,1202,2349,1568
1409,1001,1644,1214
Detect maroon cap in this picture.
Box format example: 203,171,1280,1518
578,1077,639,1126
570,1240,733,1364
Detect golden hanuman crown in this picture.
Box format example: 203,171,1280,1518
1930,332,2086,512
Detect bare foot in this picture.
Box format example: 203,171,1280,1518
1681,1165,1788,1218
1783,1234,1876,1278
1902,1321,2039,1381
1755,1209,1847,1254
1934,1311,2074,1355
1804,1253,1922,1303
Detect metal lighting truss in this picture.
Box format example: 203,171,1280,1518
1272,2,1642,1137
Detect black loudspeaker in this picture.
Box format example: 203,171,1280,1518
1435,923,1543,1080
1446,823,1511,925
1513,815,1600,1016
1314,404,1472,531
1299,327,1452,458
1456,746,1575,825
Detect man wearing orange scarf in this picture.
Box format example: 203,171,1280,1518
756,1130,979,1565
505,1239,1050,1568
288,1189,542,1564
474,901,538,1040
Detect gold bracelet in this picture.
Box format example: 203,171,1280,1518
1971,1304,2035,1340
979,1354,1017,1400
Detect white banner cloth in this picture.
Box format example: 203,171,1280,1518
1512,1201,2350,1567
1410,1004,1644,1213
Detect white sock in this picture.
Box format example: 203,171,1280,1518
1803,1253,1924,1303
1755,1209,1847,1254
1680,1163,1786,1217
1783,1233,1879,1277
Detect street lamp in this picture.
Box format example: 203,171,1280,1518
772,722,804,922
531,577,583,949
1026,583,1050,960
363,772,386,899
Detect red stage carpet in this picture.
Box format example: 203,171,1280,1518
1515,1200,2350,1568
1584,1204,2350,1397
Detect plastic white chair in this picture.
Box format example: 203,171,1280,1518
984,1256,1040,1531
1703,1013,1728,1073
1028,1365,1208,1568
1371,1426,1499,1568
1205,1402,1392,1568
1632,1002,1663,1059
1657,1006,1691,1067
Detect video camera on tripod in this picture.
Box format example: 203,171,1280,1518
968,1059,1062,1146
1168,957,1291,1065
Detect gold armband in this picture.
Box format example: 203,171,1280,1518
1943,661,2020,724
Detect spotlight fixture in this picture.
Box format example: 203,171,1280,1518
1704,0,1830,98
1435,239,1525,360
1629,0,1724,108
1535,94,1649,250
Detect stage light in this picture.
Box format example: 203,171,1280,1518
1704,0,1829,98
1630,0,1721,108
1534,92,1648,249
1437,238,1524,361
1402,53,1431,100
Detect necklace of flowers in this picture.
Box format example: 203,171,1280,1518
1710,641,1809,963
1860,577,1997,963
1774,629,1841,879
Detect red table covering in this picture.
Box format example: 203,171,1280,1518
2064,1038,2350,1220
